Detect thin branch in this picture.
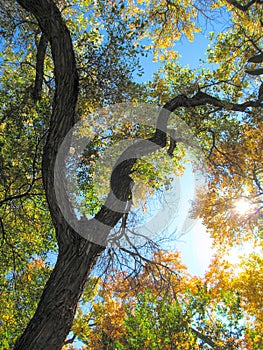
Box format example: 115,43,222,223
0,178,42,206
119,246,179,277
190,327,225,350
207,128,244,173
253,168,263,192
0,130,47,206
225,0,258,11
32,32,48,101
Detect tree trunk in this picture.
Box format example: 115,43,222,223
14,1,105,349
14,241,103,350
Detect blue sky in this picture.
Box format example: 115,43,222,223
141,163,214,277
136,30,211,83
132,30,218,276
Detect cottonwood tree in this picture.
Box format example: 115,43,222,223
0,0,262,349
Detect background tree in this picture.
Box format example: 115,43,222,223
68,251,262,349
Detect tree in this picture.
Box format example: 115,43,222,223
1,1,143,348
0,0,262,349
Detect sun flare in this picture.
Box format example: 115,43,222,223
234,198,251,215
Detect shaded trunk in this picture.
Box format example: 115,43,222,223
14,1,105,349
14,240,103,349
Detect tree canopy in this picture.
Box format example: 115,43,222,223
0,0,262,349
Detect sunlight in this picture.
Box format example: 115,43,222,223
225,241,262,268
234,198,251,215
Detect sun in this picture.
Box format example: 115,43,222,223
234,198,251,215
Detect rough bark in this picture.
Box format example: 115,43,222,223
14,241,102,350
14,1,104,349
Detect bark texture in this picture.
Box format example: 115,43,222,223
14,1,104,349
14,1,263,349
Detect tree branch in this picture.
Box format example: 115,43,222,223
225,0,258,11
32,32,48,101
190,327,224,350
0,133,45,206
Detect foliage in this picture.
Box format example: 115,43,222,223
69,250,261,349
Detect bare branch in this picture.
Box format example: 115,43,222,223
246,68,263,75
248,52,263,63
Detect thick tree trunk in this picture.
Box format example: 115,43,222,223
14,241,103,350
14,1,105,349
